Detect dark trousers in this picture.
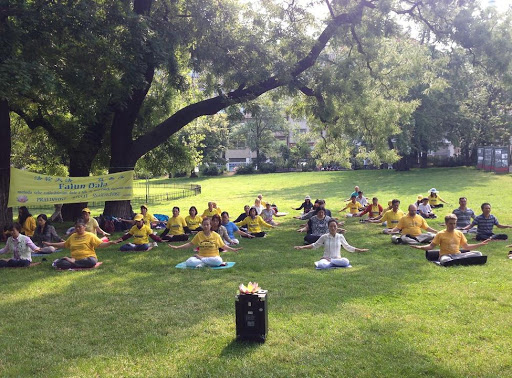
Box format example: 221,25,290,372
304,234,321,244
162,234,189,242
250,232,266,237
0,259,31,268
120,243,150,251
476,233,507,241
55,257,97,269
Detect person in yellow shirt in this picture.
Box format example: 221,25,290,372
116,214,162,251
368,199,404,230
427,188,449,208
410,214,489,263
160,207,189,241
44,219,117,269
202,202,218,219
18,206,36,237
257,194,267,207
120,205,157,228
339,195,362,217
386,204,437,244
212,202,222,215
185,206,203,232
81,208,110,240
169,218,242,267
235,207,274,237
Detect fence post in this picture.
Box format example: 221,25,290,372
145,177,149,204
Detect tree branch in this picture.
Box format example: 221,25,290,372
132,2,371,159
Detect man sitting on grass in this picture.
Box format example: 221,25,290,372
385,204,437,244
452,197,476,232
339,195,362,217
410,214,489,263
355,197,382,219
368,199,404,231
464,203,512,241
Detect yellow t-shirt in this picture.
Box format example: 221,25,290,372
235,216,271,233
201,209,218,218
64,232,102,260
346,201,362,214
191,231,224,257
428,194,444,206
142,212,157,227
432,229,467,256
369,204,381,217
165,216,187,235
85,217,99,235
396,214,429,236
20,216,36,236
185,215,203,230
381,210,405,226
128,225,153,245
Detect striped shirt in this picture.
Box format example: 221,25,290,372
452,208,475,228
471,214,499,236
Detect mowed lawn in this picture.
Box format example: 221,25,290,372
2,167,512,377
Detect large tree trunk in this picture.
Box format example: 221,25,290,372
420,151,428,168
61,129,107,220
395,153,413,171
60,154,90,221
104,0,155,218
0,99,13,230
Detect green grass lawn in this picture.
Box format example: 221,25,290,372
2,167,512,377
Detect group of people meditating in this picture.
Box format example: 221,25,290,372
0,196,277,269
2,188,511,269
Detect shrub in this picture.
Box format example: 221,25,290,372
235,165,255,175
200,165,222,176
258,162,276,173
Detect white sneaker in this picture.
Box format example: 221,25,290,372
152,242,158,247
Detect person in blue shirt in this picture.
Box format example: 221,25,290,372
221,211,254,244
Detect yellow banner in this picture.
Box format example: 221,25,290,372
8,168,134,207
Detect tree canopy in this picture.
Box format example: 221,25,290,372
1,0,511,222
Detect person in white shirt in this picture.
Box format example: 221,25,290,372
418,197,436,218
294,219,368,269
356,191,368,207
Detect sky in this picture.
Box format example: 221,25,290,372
485,0,512,12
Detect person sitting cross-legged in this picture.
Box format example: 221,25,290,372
427,188,449,208
160,207,189,242
368,199,404,231
116,214,163,251
44,218,118,269
235,207,274,237
0,223,40,267
410,214,489,263
463,202,512,241
339,195,362,217
169,218,242,268
292,195,314,214
452,197,476,232
385,204,437,244
294,219,368,269
418,197,436,219
297,208,334,244
355,191,368,208
221,211,254,244
355,197,382,219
